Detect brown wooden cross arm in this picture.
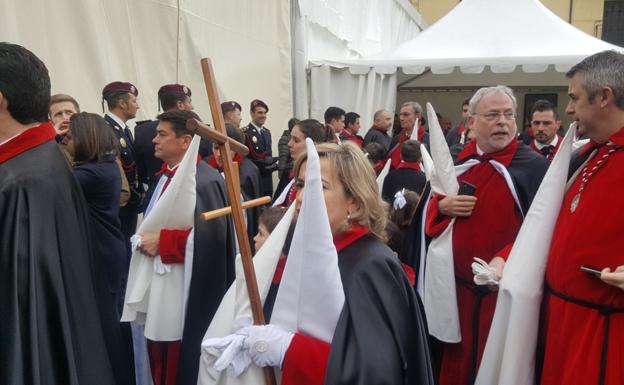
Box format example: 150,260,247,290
190,58,276,385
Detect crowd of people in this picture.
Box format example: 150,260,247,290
2,40,624,385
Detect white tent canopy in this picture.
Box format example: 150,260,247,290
292,0,425,120
309,0,624,131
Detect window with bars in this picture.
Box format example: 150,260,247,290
603,0,624,46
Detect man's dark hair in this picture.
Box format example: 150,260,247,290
364,142,386,163
0,42,50,124
287,117,300,132
157,109,201,137
324,106,346,124
566,50,624,109
462,98,470,107
345,112,360,127
224,123,246,144
105,92,131,111
69,112,118,163
296,119,335,144
50,94,80,113
530,99,559,120
401,139,422,162
160,91,188,111
250,99,269,113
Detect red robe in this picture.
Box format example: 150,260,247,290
338,129,364,148
425,140,523,385
387,126,425,169
541,127,624,385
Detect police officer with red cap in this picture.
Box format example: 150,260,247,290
102,81,141,299
134,83,213,191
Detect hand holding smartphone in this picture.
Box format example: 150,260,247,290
458,181,477,196
580,265,603,278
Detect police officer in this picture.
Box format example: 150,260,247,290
243,99,277,197
134,83,211,191
221,100,242,128
102,81,141,281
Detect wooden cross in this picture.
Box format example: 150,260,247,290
186,58,276,385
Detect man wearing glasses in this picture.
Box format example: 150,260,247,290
528,99,563,161
424,85,549,385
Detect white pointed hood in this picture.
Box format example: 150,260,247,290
420,144,434,181
409,118,420,141
122,134,200,341
376,158,392,195
475,125,576,385
270,138,345,343
199,204,296,385
427,102,458,195
422,102,461,343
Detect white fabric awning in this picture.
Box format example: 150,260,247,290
311,0,624,75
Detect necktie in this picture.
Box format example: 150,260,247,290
540,145,554,157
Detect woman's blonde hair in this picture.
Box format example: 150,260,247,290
293,141,388,240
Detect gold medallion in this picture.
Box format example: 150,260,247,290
570,193,580,213
252,136,258,143
120,138,127,148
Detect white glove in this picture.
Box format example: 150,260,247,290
472,257,499,286
240,325,294,368
202,334,252,377
130,234,142,253
153,256,172,275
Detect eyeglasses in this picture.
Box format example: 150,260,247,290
474,111,516,121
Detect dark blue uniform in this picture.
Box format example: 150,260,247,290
243,123,276,197
104,114,141,289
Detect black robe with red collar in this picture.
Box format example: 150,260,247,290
280,226,435,385
0,124,134,385
142,159,237,385
381,160,427,203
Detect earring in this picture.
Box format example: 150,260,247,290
347,211,351,221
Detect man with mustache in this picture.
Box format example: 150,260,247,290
528,99,563,161
425,85,548,385
541,50,624,385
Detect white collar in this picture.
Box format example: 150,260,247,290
106,112,127,129
250,122,264,131
476,144,485,155
166,163,181,172
534,135,559,150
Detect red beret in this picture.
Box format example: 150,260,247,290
250,99,268,112
221,101,242,114
158,84,191,97
102,81,138,98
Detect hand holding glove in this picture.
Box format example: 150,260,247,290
241,324,294,368
202,324,294,377
472,257,500,287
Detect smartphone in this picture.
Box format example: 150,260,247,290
458,181,477,196
580,265,602,278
